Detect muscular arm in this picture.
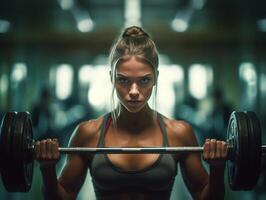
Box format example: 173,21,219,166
40,163,80,200
168,120,225,200
180,151,209,200
180,155,225,200
39,120,101,200
199,138,227,200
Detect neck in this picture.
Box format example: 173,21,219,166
116,105,156,133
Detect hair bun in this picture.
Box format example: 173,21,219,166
122,26,150,38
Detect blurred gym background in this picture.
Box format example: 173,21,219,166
0,0,266,199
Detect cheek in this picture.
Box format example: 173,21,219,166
143,86,154,99
115,85,126,99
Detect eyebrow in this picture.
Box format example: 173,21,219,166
116,73,153,78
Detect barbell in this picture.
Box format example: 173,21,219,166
0,111,265,192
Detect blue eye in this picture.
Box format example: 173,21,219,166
117,77,129,84
140,78,150,84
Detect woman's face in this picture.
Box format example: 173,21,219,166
115,56,155,113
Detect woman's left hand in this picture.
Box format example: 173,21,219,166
203,139,228,167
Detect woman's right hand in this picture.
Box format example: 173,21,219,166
35,138,60,169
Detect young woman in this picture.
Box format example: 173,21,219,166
35,26,227,200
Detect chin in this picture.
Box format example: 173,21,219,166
124,105,146,113
126,108,143,113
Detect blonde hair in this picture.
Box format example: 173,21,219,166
109,26,159,124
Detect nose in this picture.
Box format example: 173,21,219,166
129,82,140,99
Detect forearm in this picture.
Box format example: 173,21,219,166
200,165,225,200
40,165,74,200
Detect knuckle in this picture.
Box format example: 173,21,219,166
53,138,59,144
40,140,46,145
52,141,58,146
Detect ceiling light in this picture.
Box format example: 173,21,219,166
124,0,141,27
77,18,94,32
171,18,188,32
57,0,74,10
0,19,10,33
257,18,266,32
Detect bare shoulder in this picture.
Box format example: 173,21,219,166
68,114,105,148
161,115,198,147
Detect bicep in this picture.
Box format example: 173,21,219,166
173,121,209,199
57,124,91,198
58,154,88,198
180,153,208,199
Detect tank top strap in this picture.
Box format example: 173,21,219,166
97,112,169,147
97,112,112,147
157,113,170,147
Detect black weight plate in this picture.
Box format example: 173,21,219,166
227,111,249,190
12,112,34,192
0,112,16,157
236,111,250,190
22,112,34,191
244,111,261,190
0,112,11,170
227,111,239,190
2,112,34,192
1,112,18,191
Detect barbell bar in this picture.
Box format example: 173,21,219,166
58,146,215,153
0,111,264,192
57,146,266,154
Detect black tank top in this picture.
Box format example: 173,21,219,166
89,113,178,199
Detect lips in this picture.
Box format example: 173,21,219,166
127,100,141,102
127,100,142,105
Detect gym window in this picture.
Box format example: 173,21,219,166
188,64,213,100
79,65,111,112
55,64,73,100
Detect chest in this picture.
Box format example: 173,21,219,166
104,127,164,171
89,118,178,192
90,153,177,193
